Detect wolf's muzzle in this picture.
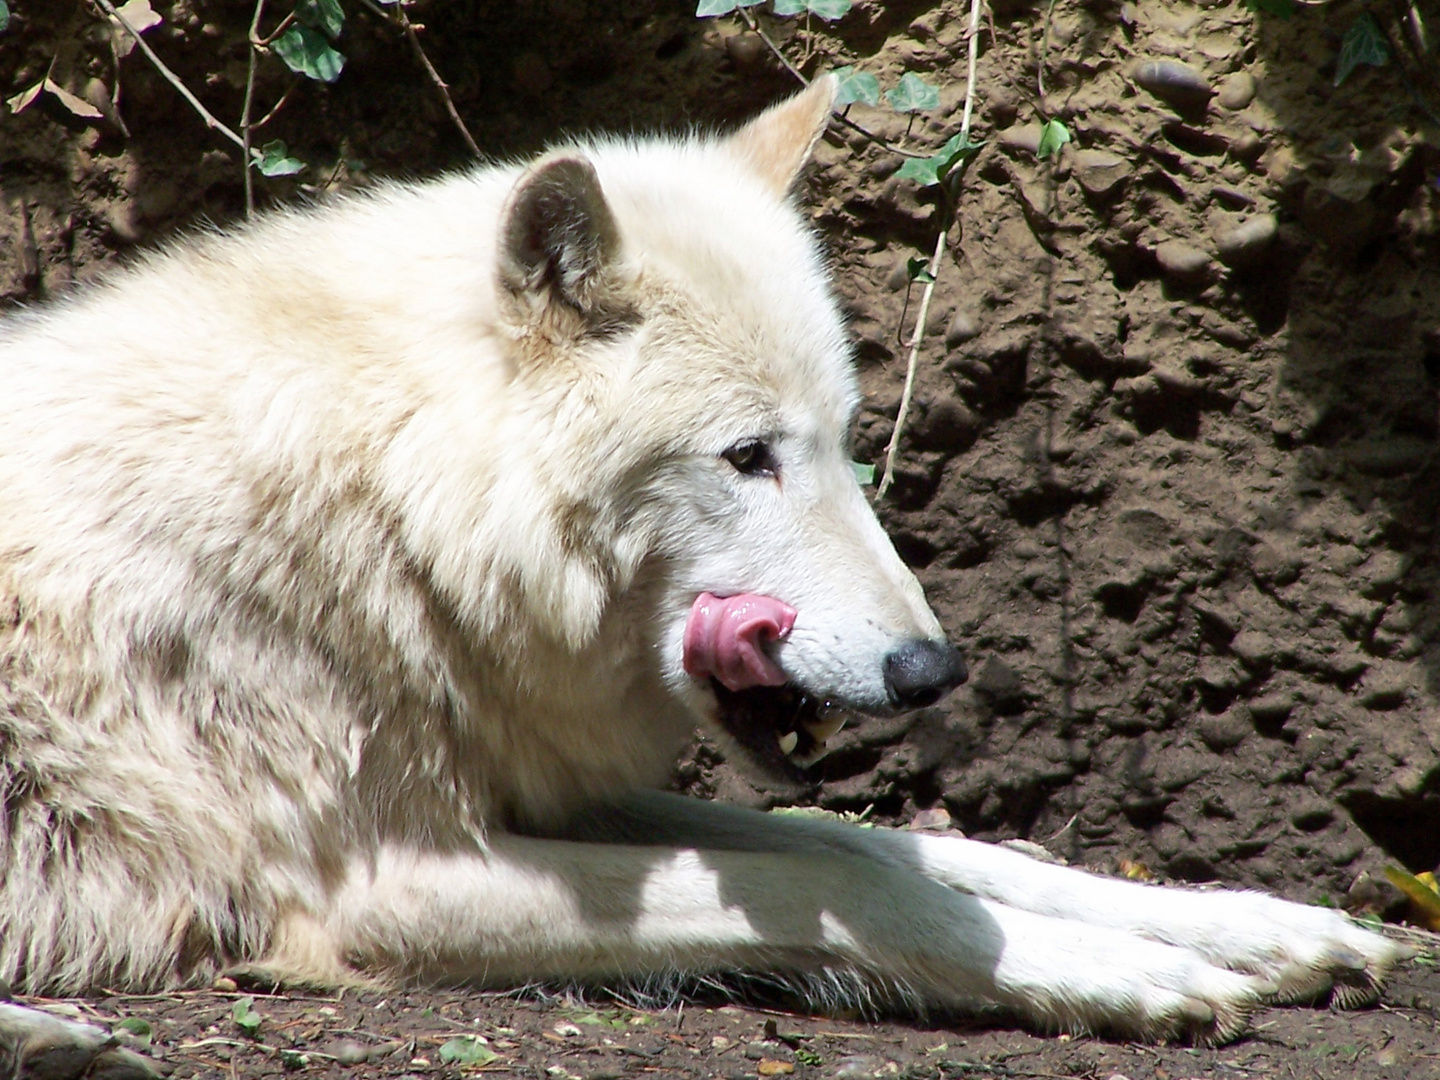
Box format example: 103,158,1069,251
883,639,968,708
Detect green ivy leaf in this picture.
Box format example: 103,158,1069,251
256,140,304,176
296,0,344,39
907,256,935,284
884,72,939,113
773,0,849,13
850,460,875,485
438,1036,499,1068
1334,12,1389,86
232,996,263,1037
696,0,764,13
831,65,879,107
272,24,346,82
893,131,984,186
795,1048,824,1067
115,1018,152,1046
1036,118,1071,159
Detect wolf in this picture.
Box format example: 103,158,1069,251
0,76,1401,1072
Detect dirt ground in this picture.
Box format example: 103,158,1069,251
14,951,1440,1080
5,0,1440,1075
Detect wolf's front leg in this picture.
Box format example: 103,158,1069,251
886,830,1406,1008
544,792,1404,1014
328,837,1270,1042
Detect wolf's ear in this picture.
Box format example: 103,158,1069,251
498,155,627,326
725,75,836,196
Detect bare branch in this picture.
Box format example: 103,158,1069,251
92,0,250,156
241,0,267,217
349,0,481,159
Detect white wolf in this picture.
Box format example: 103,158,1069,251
0,78,1400,1071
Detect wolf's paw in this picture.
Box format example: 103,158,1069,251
1227,899,1408,1008
989,924,1275,1046
0,1001,161,1080
1094,956,1272,1046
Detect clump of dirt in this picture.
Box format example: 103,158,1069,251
5,0,1440,1073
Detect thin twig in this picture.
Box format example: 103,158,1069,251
178,1035,344,1065
251,82,297,130
392,3,482,158
253,10,296,47
877,227,946,499
92,0,251,157
876,0,984,499
736,7,928,159
1038,0,1059,101
241,0,266,217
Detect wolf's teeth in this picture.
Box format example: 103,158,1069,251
803,712,846,744
777,731,799,756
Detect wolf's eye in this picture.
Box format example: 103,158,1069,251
722,439,777,478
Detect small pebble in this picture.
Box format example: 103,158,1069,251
986,89,1018,128
998,123,1043,156
1230,629,1274,667
1131,60,1213,110
1211,186,1254,209
1215,213,1277,267
1070,148,1131,197
1199,711,1248,751
104,202,143,244
1228,129,1264,161
1217,71,1256,110
324,1040,372,1065
1154,240,1213,280
944,310,979,346
724,33,766,68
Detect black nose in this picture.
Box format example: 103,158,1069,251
883,639,968,709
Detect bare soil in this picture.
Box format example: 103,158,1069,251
5,0,1440,1075
19,955,1440,1080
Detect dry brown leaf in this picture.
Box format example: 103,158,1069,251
44,79,104,121
110,0,163,57
757,1060,795,1076
908,806,954,832
6,75,104,122
1118,859,1154,881
7,80,44,115
1384,865,1440,931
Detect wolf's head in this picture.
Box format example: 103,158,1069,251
486,79,966,775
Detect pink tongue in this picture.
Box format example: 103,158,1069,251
683,592,797,691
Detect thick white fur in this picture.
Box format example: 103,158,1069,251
0,80,1400,1044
